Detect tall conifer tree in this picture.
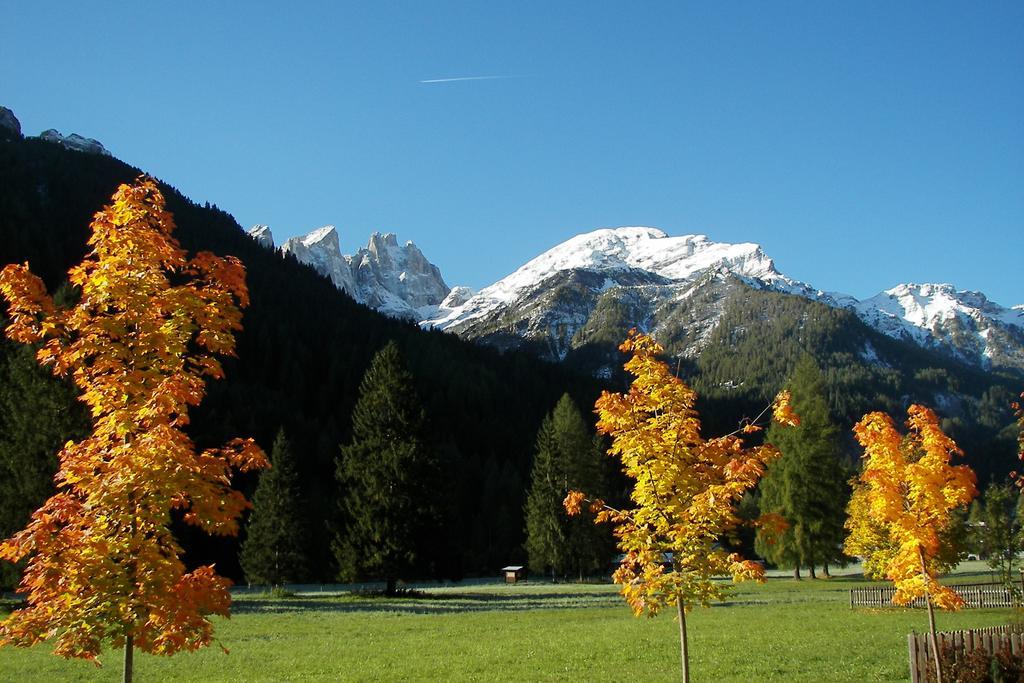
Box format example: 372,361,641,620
334,341,440,595
0,343,86,589
756,355,849,577
524,393,611,580
240,429,307,586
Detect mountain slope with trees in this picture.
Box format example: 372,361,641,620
0,133,604,582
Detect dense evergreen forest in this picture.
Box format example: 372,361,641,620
0,128,1020,586
0,132,605,583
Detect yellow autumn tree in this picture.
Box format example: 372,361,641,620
1016,392,1024,465
844,405,976,683
0,178,267,681
565,331,797,683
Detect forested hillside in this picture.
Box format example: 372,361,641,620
686,284,1022,485
0,130,1019,588
0,133,604,583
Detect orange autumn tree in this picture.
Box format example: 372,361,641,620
844,405,976,683
0,178,267,680
1011,392,1023,491
565,331,798,683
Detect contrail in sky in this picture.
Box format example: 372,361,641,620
419,75,521,84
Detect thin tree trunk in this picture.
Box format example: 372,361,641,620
823,563,831,578
793,565,801,580
386,577,397,596
918,546,942,683
677,595,690,683
809,564,817,579
123,634,134,683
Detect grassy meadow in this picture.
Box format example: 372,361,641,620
0,562,1019,682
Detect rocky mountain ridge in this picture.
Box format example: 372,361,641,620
418,227,1023,373
249,224,449,320
255,221,1022,373
0,106,109,155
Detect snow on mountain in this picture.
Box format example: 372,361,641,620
37,129,110,155
425,227,818,331
350,232,450,318
421,226,1023,371
268,225,449,320
852,283,1024,369
281,225,359,297
253,220,1020,371
247,225,274,249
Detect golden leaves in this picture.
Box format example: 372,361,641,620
588,331,795,617
771,390,800,427
0,178,266,662
844,404,976,610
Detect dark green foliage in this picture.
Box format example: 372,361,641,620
0,341,87,589
756,356,850,577
239,429,308,586
968,482,1024,586
524,394,613,579
0,134,603,580
688,286,1021,486
334,343,443,594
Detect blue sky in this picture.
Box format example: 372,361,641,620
3,2,1022,305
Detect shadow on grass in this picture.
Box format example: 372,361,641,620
231,589,624,616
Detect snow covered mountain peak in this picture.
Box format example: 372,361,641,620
247,225,274,249
493,226,782,284
852,283,1024,368
271,224,448,320
298,225,341,252
424,226,793,332
860,283,1023,330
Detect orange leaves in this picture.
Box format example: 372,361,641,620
844,404,976,610
563,490,587,516
0,178,266,663
1013,393,1024,489
590,330,795,617
771,390,800,427
0,263,54,344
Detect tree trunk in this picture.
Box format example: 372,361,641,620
793,565,801,580
823,563,831,578
918,546,943,683
809,564,817,579
677,595,690,683
123,634,134,683
386,577,397,596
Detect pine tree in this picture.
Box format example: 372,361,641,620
524,394,612,580
968,482,1024,586
756,355,849,578
0,343,87,589
524,416,567,578
334,341,440,595
240,429,308,586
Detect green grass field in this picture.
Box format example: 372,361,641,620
1,562,1019,682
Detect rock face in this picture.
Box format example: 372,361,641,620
247,225,275,249
0,107,22,138
270,225,449,320
38,129,111,155
281,226,359,297
351,232,450,316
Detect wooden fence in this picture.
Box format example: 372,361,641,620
908,624,1024,683
850,582,1022,609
